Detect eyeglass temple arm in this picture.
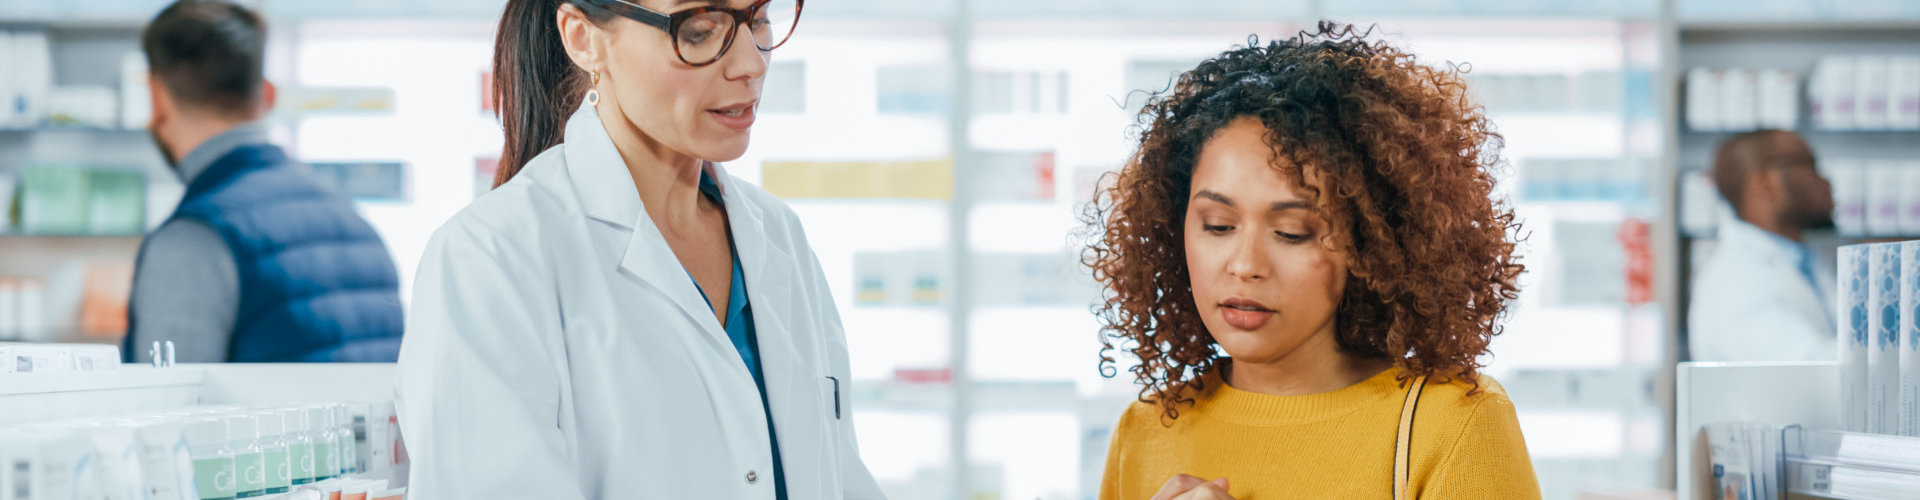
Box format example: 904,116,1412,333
597,0,673,31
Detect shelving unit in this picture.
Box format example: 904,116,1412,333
1653,4,1920,496
1662,16,1920,357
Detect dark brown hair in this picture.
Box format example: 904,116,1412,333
1083,22,1525,422
142,0,266,118
492,0,616,187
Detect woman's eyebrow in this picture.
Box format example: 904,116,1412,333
1194,190,1311,212
1270,201,1311,212
1192,189,1234,207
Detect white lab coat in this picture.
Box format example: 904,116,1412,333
1688,216,1836,362
396,102,884,500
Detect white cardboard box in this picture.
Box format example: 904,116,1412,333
1814,56,1858,131
1757,68,1799,130
1898,165,1920,235
1889,56,1920,131
1720,68,1759,131
11,30,51,128
1856,56,1891,130
1867,161,1903,236
0,31,16,127
1830,159,1868,237
1687,67,1722,132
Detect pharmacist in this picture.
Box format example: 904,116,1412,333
1690,130,1837,362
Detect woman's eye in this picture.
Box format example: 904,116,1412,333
1276,231,1312,242
1202,224,1233,234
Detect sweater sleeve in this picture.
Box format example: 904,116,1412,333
1422,393,1542,499
1098,405,1134,500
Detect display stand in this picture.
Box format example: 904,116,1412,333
0,363,396,425
1675,361,1840,499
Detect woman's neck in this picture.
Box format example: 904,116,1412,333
596,104,710,229
1224,326,1393,397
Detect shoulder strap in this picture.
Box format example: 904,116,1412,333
1393,375,1429,500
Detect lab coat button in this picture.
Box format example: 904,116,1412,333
746,470,759,484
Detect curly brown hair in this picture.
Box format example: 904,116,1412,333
1082,22,1525,422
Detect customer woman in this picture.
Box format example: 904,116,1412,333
395,0,883,498
1085,22,1539,500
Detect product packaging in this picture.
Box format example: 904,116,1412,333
1843,244,1872,433
1870,243,1902,433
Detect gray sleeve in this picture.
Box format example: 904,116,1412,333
128,219,239,363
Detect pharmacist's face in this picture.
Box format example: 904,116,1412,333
592,0,769,162
1183,118,1349,366
1771,135,1834,229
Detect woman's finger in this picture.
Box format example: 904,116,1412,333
1150,474,1206,500
1174,481,1236,500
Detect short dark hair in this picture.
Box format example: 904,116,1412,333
1711,129,1790,210
141,0,267,118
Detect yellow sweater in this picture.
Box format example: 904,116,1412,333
1099,367,1540,499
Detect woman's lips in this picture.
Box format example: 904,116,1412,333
1219,298,1274,330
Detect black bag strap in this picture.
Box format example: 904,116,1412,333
1393,375,1430,500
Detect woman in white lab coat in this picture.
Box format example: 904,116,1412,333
395,0,883,498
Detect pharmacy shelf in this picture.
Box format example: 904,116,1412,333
0,127,145,134
0,233,144,240
0,366,200,398
972,0,1312,20
1678,20,1920,34
1666,19,1920,364
1325,0,1659,19
0,366,203,426
853,380,1083,414
0,363,398,425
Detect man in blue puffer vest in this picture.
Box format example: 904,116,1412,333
124,0,403,363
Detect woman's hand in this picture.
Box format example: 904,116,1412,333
1150,474,1236,500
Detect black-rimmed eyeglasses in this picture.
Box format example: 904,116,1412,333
589,0,803,67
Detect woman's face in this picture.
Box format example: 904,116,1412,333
1183,117,1349,367
592,0,769,162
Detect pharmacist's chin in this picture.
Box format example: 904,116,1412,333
1799,211,1836,231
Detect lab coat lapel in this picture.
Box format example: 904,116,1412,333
716,168,829,495
560,103,733,354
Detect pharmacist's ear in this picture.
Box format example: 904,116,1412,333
261,80,277,115
147,73,171,131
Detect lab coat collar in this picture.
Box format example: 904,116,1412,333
1717,214,1808,266
559,100,808,397
563,101,643,230
560,101,737,358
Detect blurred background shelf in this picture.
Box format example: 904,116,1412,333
1678,20,1920,33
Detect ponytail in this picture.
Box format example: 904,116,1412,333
492,0,610,187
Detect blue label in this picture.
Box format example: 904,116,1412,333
1883,303,1900,349
1855,305,1870,344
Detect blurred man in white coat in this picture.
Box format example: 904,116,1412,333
1689,130,1836,362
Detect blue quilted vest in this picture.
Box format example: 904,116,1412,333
127,144,403,362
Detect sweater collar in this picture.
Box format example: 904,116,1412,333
1193,363,1406,426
